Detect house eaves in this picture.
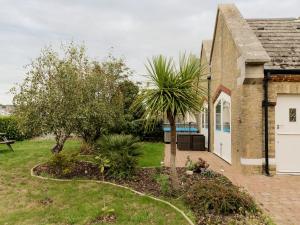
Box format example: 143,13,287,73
209,4,271,65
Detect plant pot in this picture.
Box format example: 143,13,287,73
186,170,193,175
200,168,206,173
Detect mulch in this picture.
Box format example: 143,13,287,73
33,161,227,197
33,161,265,225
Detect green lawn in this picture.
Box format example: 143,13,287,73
138,142,164,167
0,139,189,225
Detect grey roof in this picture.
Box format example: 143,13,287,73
213,4,270,64
247,18,300,69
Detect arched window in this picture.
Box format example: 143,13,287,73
214,95,231,133
216,100,222,131
223,101,230,132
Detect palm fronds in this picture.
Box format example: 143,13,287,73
131,54,207,129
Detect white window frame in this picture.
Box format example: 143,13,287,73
201,102,208,130
214,92,231,134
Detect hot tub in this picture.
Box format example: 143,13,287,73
163,127,198,143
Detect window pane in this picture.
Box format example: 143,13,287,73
289,108,296,122
202,111,205,128
223,101,230,132
216,101,221,131
205,108,208,128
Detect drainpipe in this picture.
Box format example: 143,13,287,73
207,75,211,152
263,71,270,176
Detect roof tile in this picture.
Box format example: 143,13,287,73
247,18,300,69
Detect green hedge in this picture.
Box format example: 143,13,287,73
114,118,163,142
0,116,27,141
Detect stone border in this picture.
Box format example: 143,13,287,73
30,163,195,225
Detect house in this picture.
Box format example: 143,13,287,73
199,4,300,175
0,105,14,116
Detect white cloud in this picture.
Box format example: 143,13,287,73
0,0,299,104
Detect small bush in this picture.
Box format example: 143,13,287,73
155,174,171,196
185,156,194,171
79,141,95,155
96,134,142,179
112,118,164,142
193,158,209,173
185,157,209,173
0,116,29,141
47,154,77,177
184,179,257,216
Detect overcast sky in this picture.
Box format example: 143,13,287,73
1,0,299,104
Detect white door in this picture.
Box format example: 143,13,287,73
214,92,231,164
275,95,300,174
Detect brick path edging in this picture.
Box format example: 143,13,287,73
30,163,195,225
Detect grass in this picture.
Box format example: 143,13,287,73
138,142,164,167
0,139,188,225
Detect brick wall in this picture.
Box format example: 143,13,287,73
210,12,242,169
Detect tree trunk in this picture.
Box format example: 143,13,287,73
168,113,180,190
52,134,68,154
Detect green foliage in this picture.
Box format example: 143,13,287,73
76,56,130,145
95,154,110,175
118,80,139,115
114,117,163,142
155,174,171,196
131,54,207,188
12,43,88,153
138,142,164,167
12,43,132,153
0,116,30,141
111,80,164,141
96,134,142,179
131,54,207,129
185,156,194,171
47,153,77,177
1,139,189,225
184,179,257,216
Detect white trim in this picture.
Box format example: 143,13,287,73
240,158,276,166
277,171,300,175
213,92,231,164
276,132,300,135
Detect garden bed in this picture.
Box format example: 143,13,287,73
34,162,225,197
33,160,272,225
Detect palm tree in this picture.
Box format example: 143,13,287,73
132,54,206,189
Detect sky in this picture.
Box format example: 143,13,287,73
0,0,299,104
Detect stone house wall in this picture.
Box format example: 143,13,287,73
267,78,300,173
210,11,242,170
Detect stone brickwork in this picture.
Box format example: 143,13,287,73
210,8,242,170
202,4,269,174
200,4,300,174
267,80,300,174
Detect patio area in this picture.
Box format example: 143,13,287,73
164,144,300,225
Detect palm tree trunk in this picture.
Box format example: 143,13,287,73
168,114,180,190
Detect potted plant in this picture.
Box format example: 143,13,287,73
185,156,194,175
193,157,209,173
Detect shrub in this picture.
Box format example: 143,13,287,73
185,156,195,171
47,154,77,177
112,117,164,142
193,158,209,173
184,179,257,216
0,116,29,141
96,134,142,179
155,174,171,196
185,157,209,173
79,141,95,155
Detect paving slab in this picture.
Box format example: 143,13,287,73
164,144,300,225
